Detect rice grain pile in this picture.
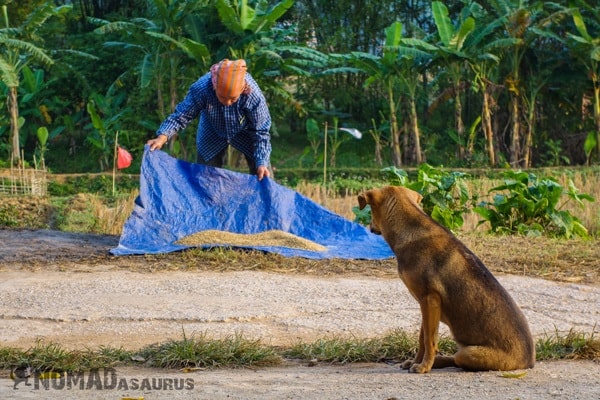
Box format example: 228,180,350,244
176,229,327,252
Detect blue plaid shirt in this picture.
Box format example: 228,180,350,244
156,72,272,167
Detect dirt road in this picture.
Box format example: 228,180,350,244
0,229,599,399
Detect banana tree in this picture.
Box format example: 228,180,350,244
568,6,600,162
92,0,210,159
352,21,432,166
92,0,211,120
213,0,318,115
430,1,475,161
214,0,294,61
487,0,568,167
0,3,70,165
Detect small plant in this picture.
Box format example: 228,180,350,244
86,92,130,171
303,117,322,168
363,163,470,231
473,171,595,238
36,126,48,169
543,139,570,166
584,131,597,165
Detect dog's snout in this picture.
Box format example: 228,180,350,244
369,225,382,235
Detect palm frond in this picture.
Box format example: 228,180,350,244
93,21,138,35
180,38,210,64
432,1,453,47
0,27,21,36
102,41,145,51
1,37,53,66
52,49,100,61
215,0,244,35
0,56,18,87
21,2,55,34
317,67,361,76
149,0,170,24
140,53,155,89
247,0,294,33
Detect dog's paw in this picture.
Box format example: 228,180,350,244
409,363,431,374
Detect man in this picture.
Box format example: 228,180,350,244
147,59,272,180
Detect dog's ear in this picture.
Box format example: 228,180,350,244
357,191,372,210
407,188,423,205
395,186,423,207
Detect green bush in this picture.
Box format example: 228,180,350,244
367,163,471,231
473,171,594,238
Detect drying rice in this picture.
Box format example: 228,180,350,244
176,229,327,252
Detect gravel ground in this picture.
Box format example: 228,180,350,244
0,229,599,399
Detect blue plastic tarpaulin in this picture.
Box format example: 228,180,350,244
110,147,393,260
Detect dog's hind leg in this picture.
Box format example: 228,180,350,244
454,346,518,371
432,355,456,368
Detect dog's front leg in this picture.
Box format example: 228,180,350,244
410,293,442,374
401,324,425,369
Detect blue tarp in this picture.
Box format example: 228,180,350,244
110,147,393,260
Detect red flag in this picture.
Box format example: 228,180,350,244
117,146,133,169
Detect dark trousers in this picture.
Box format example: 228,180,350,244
197,147,257,175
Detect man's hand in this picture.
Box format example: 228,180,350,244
147,134,168,151
256,166,270,181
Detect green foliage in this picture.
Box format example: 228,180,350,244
543,139,570,166
0,203,19,227
584,131,597,164
36,125,48,167
3,1,600,172
85,92,131,171
473,171,595,238
48,174,139,196
303,117,322,167
378,163,471,231
353,204,371,226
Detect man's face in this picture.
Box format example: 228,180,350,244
216,92,240,106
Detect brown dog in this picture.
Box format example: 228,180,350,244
358,186,535,373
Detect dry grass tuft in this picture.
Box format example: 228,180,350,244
91,191,138,235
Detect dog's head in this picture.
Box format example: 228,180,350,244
357,186,423,236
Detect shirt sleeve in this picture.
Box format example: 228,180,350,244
156,76,208,139
245,76,272,167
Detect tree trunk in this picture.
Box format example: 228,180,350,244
156,73,164,119
388,84,402,167
481,87,496,166
8,86,21,166
374,136,382,166
454,84,465,160
509,94,521,167
523,103,535,168
409,96,423,165
594,75,600,162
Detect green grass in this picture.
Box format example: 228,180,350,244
136,331,281,369
1,329,598,374
536,327,600,361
